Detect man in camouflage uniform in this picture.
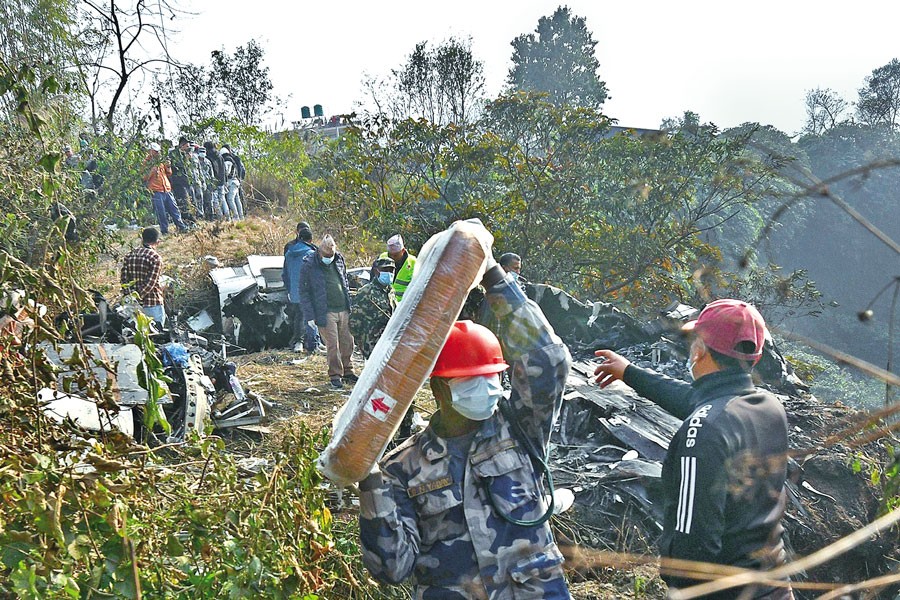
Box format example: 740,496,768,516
358,254,573,599
349,257,396,358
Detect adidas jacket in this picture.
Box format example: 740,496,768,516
623,366,793,600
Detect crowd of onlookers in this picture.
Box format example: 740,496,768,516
60,135,248,235
143,137,247,233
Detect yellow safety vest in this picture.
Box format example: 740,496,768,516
380,251,416,301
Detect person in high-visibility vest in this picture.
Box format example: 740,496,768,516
379,234,416,301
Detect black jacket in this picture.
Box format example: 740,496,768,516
221,151,245,180
623,366,793,600
298,252,351,325
203,143,226,186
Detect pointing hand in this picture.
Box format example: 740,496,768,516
593,349,630,388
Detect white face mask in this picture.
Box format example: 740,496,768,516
687,341,703,381
447,374,504,421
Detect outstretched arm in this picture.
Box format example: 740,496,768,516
594,349,695,420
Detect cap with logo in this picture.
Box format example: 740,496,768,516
682,299,767,364
374,257,395,271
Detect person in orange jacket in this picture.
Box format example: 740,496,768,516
144,142,187,235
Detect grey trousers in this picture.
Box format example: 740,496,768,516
321,310,354,378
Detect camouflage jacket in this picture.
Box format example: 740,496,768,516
358,276,572,599
349,281,396,358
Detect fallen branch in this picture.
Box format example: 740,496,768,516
668,506,900,599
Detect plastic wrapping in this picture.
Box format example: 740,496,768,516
316,220,492,486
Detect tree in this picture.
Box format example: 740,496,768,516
507,6,608,109
74,0,183,133
394,42,440,123
804,88,847,135
857,58,900,129
152,63,220,131
431,37,486,127
0,0,76,110
362,37,486,127
210,40,274,126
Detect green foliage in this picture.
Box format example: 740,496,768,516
0,0,79,116
856,58,900,129
0,409,369,598
132,309,172,436
508,6,608,109
307,95,783,310
717,263,823,326
187,117,312,209
0,64,371,599
882,444,900,513
211,40,274,126
848,447,900,514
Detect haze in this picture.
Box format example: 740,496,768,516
172,0,900,133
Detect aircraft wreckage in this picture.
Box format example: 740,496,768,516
22,255,898,593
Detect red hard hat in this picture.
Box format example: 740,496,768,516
431,320,509,378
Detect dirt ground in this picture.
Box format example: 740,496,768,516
92,218,899,599
230,349,670,600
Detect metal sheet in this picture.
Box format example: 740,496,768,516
187,309,214,331
246,255,285,290
181,353,209,437
41,343,154,406
38,388,134,435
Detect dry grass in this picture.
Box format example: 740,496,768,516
84,215,429,436
568,564,667,599
234,350,346,432
233,349,437,444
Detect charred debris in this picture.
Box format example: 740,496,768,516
39,291,269,445
23,255,900,595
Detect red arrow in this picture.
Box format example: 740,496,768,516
371,397,390,413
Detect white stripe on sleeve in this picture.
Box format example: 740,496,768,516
677,456,697,534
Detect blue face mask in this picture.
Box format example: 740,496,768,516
378,272,392,285
509,271,519,282
321,255,334,265
447,374,504,421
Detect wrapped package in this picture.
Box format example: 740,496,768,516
317,220,492,486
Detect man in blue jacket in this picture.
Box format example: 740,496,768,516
283,221,318,353
298,234,355,389
594,299,794,600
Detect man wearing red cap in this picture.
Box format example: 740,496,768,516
594,299,794,599
358,254,573,598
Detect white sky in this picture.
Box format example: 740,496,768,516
171,0,900,134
